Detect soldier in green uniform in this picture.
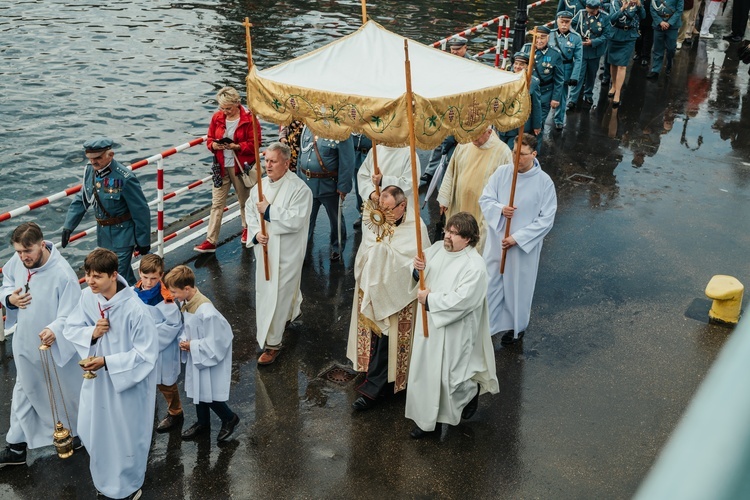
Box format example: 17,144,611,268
62,137,151,285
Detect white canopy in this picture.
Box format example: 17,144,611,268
247,21,530,149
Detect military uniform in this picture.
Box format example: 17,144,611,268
648,0,684,75
64,138,151,285
529,31,565,150
498,53,544,150
550,17,584,124
571,2,613,103
296,126,355,258
608,0,647,67
351,133,372,216
558,0,587,17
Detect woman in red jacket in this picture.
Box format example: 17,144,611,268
194,86,262,253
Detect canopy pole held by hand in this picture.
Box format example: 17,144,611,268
501,29,537,275
361,0,368,25
244,17,270,281
372,140,381,198
403,39,428,338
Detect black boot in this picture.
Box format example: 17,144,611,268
461,384,480,419
0,443,27,468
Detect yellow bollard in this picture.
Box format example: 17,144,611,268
705,275,744,324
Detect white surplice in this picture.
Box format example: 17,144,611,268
479,159,557,335
179,291,233,403
0,242,82,449
63,276,157,499
405,242,499,431
134,283,183,386
246,170,313,348
357,145,420,205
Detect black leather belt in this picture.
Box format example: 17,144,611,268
97,213,132,226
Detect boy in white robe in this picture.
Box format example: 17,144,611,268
0,222,82,467
164,265,239,443
406,213,499,438
245,142,313,365
479,133,557,345
133,254,183,433
63,248,158,500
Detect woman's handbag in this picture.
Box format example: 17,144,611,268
210,155,223,188
233,151,257,189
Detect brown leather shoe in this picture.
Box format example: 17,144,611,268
258,348,281,365
156,412,184,433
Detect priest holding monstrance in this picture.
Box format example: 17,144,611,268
346,185,430,410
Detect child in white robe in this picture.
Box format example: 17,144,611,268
133,254,184,433
164,265,239,443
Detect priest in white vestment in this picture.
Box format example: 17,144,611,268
246,142,313,365
479,133,557,345
0,223,82,466
437,127,513,253
346,185,430,410
405,212,499,438
357,144,420,208
63,249,157,500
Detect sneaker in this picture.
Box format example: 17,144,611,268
258,348,281,365
0,445,26,468
127,488,142,500
241,228,248,244
675,41,682,49
700,33,714,39
193,240,216,253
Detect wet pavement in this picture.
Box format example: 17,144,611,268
2,17,750,500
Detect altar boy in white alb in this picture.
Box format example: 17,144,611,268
405,212,499,439
63,249,157,500
0,222,82,467
246,142,313,366
479,133,557,346
164,265,239,443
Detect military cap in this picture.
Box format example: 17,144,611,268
536,25,552,34
447,36,468,48
557,10,574,18
585,0,601,7
513,51,531,62
83,137,114,153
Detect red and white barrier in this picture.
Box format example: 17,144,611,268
0,136,206,224
528,0,556,11
432,16,508,49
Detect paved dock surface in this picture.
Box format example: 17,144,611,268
1,24,749,500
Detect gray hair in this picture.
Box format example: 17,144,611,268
216,86,241,107
266,141,291,162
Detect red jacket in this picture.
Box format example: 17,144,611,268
206,105,262,176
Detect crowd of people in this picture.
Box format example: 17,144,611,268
10,0,747,492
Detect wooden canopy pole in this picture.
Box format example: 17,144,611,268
372,140,381,198
403,40,428,338
501,29,538,274
244,17,270,281
361,0,367,24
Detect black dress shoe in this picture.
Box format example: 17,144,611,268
72,436,84,450
566,102,576,111
665,66,672,76
352,395,377,411
723,34,742,42
461,384,480,420
582,96,593,104
500,330,524,345
601,76,610,85
612,100,621,109
409,424,441,439
181,422,210,440
330,251,341,261
217,414,240,442
646,71,659,79
640,58,650,66
156,412,184,433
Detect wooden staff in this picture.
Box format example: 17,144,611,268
361,0,367,24
501,29,538,274
372,140,381,198
244,17,270,281
403,40,428,338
